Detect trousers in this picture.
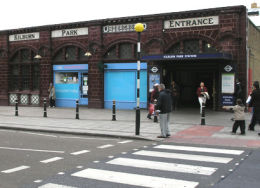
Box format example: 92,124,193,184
232,120,245,134
159,113,171,137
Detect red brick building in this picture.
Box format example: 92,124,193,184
0,5,256,109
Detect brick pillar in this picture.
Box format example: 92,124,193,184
0,56,8,105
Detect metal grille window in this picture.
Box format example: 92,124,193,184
104,43,136,60
119,43,133,59
9,49,40,92
65,46,77,61
183,40,200,53
167,43,181,54
203,42,217,53
53,46,86,62
104,46,117,59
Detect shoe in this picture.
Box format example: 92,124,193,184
240,133,246,135
258,133,260,136
147,114,152,119
157,135,166,138
230,132,236,135
166,134,171,137
230,118,234,121
248,129,255,131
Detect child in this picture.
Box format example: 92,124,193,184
223,99,245,135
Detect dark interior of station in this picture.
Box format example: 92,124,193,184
161,60,221,109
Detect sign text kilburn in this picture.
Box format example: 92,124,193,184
103,23,147,33
52,27,88,38
9,32,40,42
164,16,219,29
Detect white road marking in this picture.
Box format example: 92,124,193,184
72,168,199,188
59,136,116,141
20,132,58,138
0,146,64,153
134,150,233,164
155,145,244,155
34,180,42,183
38,183,77,188
118,140,133,144
1,165,30,174
107,157,217,175
97,144,114,149
70,150,90,155
40,157,63,164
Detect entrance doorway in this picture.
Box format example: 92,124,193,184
162,61,219,109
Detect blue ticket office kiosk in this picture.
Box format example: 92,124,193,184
53,64,88,107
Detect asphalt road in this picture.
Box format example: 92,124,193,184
1,129,258,188
0,129,152,188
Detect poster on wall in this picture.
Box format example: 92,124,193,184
149,74,160,92
221,73,235,94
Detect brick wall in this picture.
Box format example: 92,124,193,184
0,5,250,107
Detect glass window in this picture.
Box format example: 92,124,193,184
55,72,78,84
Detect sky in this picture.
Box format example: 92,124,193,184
1,0,259,31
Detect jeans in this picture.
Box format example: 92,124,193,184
159,113,171,137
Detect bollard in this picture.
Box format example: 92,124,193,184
201,102,206,125
153,99,158,123
43,98,47,118
135,107,140,135
15,99,18,116
112,100,116,121
75,100,79,119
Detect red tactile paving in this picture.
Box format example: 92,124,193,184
166,125,260,148
176,125,224,136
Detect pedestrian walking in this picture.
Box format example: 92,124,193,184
170,81,180,110
196,82,209,114
155,84,172,138
234,78,242,101
48,82,56,107
223,99,246,135
248,81,260,133
147,84,159,119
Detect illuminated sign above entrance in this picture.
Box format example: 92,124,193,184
9,32,40,42
142,53,232,61
52,27,88,38
164,16,219,29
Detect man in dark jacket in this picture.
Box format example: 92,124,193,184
155,84,172,138
248,81,260,134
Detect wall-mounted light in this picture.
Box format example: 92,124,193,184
207,43,211,48
34,54,42,59
84,52,92,57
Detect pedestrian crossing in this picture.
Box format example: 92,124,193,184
36,144,247,188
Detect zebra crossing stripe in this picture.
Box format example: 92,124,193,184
97,144,114,149
107,157,217,175
118,140,133,144
72,168,199,188
155,145,244,155
1,165,30,174
38,183,77,188
70,150,90,155
133,150,233,163
40,157,63,164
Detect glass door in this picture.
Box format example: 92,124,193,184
79,72,88,105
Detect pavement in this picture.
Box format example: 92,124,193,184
0,106,260,148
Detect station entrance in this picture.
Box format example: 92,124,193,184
161,60,220,110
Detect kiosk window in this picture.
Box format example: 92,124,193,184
55,72,78,84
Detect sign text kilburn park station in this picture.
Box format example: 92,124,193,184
164,16,219,29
